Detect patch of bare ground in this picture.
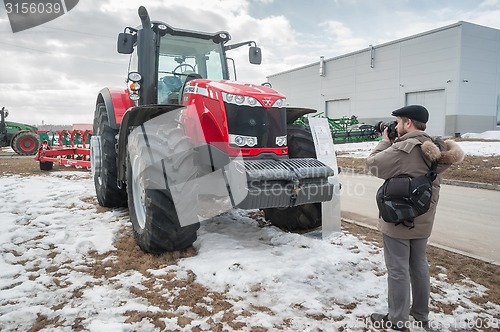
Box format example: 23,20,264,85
0,156,88,177
442,155,500,184
79,229,268,331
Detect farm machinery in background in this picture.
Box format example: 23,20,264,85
0,107,40,155
90,6,336,254
1,106,92,169
294,112,378,144
35,128,92,170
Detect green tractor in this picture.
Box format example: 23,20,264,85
0,107,40,155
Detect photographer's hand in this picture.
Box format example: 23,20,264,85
382,127,391,143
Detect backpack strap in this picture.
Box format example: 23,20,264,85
416,143,438,181
426,160,438,181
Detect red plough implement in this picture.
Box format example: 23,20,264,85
35,130,91,171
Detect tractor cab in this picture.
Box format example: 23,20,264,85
117,9,261,107
156,33,226,105
0,107,8,144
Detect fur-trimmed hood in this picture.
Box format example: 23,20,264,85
421,138,465,164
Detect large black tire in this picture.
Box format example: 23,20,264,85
126,123,200,253
12,131,40,155
92,103,127,207
263,124,322,231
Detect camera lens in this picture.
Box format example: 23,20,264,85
374,120,398,139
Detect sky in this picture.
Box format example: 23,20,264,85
1,0,500,126
1,134,500,330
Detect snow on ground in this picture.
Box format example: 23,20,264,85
461,131,500,140
1,131,500,331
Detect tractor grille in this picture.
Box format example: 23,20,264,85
281,158,334,179
224,104,286,148
234,159,293,181
233,158,334,182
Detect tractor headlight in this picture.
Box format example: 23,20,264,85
234,95,245,104
222,92,262,107
128,72,142,82
229,134,258,147
246,136,257,147
275,135,287,146
272,98,286,108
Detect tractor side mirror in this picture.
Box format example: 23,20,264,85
117,33,134,54
249,46,262,65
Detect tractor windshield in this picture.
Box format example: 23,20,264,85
157,34,226,104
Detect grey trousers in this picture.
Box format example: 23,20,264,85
383,234,430,326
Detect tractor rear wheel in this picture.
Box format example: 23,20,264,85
126,123,200,253
92,103,127,207
263,124,322,231
12,131,40,155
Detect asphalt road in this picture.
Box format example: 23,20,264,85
339,171,500,265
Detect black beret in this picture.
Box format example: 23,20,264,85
392,105,429,124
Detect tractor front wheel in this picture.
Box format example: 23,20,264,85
263,124,322,231
12,131,40,155
126,123,200,254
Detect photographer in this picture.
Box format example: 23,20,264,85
366,105,464,331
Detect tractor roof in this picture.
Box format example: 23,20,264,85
149,21,231,45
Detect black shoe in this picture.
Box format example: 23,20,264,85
409,311,430,330
415,320,429,329
370,313,410,331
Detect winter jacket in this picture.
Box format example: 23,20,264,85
366,131,465,239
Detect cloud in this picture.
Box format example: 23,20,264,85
320,20,369,54
251,0,275,4
479,0,500,8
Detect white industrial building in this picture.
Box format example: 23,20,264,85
267,21,500,137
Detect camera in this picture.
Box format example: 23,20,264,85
375,121,398,140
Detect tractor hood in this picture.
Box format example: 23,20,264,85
187,80,286,107
6,121,38,133
209,81,283,97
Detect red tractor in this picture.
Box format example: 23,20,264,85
91,6,335,253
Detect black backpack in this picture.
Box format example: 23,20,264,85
376,148,438,228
